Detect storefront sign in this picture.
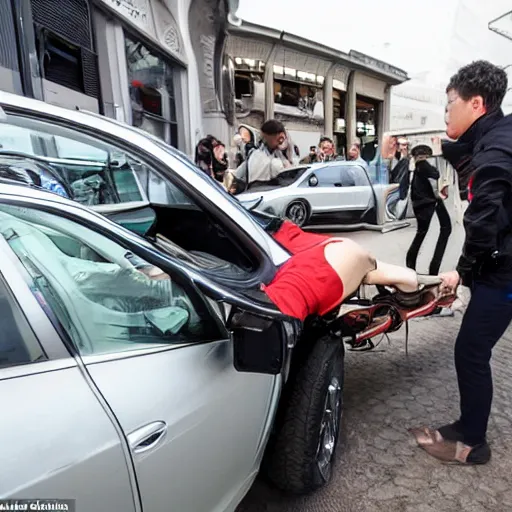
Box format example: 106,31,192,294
104,0,152,33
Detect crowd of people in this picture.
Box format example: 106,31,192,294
193,120,370,195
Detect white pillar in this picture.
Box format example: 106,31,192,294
345,70,357,151
323,64,335,140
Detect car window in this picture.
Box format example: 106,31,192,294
314,166,341,186
339,165,370,187
0,204,221,357
0,114,144,206
134,163,195,206
0,274,46,369
277,167,309,184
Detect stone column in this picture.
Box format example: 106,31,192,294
379,84,392,142
323,64,335,140
345,70,357,151
264,43,278,120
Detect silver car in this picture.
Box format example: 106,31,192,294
238,161,378,228
0,92,346,510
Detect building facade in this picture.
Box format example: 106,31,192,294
219,22,408,160
0,1,407,160
0,0,238,156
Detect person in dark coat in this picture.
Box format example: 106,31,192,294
410,60,512,465
194,135,228,182
405,144,452,275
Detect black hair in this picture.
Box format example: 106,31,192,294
411,144,433,158
319,136,333,145
446,60,508,112
260,119,285,135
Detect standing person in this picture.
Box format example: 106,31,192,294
410,60,512,465
406,144,452,276
300,136,338,164
390,137,410,184
194,135,228,183
347,141,369,169
301,145,319,164
234,119,288,189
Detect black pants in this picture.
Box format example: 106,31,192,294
406,200,452,275
454,282,512,445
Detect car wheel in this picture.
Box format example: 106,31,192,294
285,200,310,227
266,335,344,494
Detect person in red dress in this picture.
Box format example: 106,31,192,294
262,220,427,322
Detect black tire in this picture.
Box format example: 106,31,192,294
266,335,345,494
285,199,310,227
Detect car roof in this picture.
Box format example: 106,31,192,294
309,160,366,168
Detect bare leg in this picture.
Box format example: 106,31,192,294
364,261,418,292
324,240,419,301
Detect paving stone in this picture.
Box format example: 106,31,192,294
367,482,416,501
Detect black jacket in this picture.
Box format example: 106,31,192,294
410,160,440,208
443,109,512,287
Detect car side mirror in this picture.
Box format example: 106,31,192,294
308,175,318,187
228,310,285,375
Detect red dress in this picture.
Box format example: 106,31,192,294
262,221,344,321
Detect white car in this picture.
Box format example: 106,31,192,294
238,161,378,227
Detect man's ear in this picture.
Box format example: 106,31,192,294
472,96,487,115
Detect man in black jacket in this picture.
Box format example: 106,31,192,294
406,145,452,276
411,61,512,465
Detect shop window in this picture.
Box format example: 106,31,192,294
235,73,254,99
274,79,320,112
333,89,346,158
125,35,178,148
40,33,83,92
31,0,99,98
232,57,264,114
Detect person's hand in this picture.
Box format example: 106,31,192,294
439,270,460,294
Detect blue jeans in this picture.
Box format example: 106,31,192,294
455,282,512,445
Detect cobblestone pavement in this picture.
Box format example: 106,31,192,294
238,210,512,512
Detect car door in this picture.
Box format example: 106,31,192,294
0,235,137,510
0,200,279,512
337,164,375,214
300,165,343,213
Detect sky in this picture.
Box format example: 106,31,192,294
236,0,512,85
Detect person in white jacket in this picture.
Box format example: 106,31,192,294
235,120,299,190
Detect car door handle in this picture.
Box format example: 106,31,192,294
128,421,167,454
